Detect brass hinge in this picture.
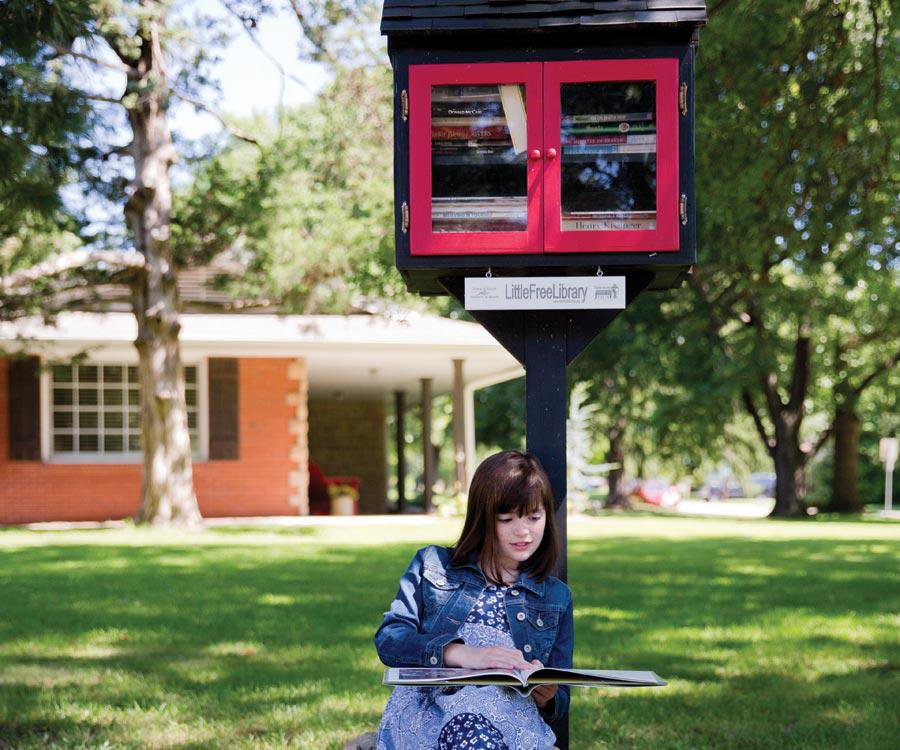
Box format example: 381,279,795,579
401,201,410,233
679,82,688,116
400,89,409,122
679,194,688,225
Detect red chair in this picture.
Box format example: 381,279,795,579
308,462,330,515
308,462,361,515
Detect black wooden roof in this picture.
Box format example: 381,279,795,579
381,1,708,35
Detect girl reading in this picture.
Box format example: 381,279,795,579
374,450,574,750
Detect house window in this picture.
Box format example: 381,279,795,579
49,363,200,457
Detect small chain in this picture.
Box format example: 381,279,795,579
486,267,493,278
596,266,604,277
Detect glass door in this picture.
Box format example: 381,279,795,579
409,62,543,255
543,59,680,253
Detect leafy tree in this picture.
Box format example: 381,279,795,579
684,0,897,516
0,0,354,524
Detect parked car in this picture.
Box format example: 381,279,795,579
698,476,745,501
748,472,776,498
630,479,682,508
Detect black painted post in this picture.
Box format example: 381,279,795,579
394,390,407,513
523,311,569,749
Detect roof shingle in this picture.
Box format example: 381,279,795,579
381,0,708,34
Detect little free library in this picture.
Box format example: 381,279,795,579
380,2,708,747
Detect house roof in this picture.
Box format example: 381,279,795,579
0,311,523,398
381,0,708,35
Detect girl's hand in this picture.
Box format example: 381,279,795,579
528,659,558,709
443,643,533,670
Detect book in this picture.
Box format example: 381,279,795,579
563,124,656,135
432,101,505,118
432,125,510,140
432,117,508,128
561,134,656,146
383,667,666,697
562,144,656,155
561,217,657,231
561,112,654,125
499,83,527,155
431,85,504,101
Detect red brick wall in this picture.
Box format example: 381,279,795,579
0,357,299,524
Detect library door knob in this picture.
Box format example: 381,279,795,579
529,149,542,160
546,148,558,159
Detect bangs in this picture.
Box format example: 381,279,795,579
496,476,546,517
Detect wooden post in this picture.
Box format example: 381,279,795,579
452,358,467,492
524,310,569,747
420,377,435,513
394,390,407,513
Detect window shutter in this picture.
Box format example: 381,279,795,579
208,358,238,459
8,356,41,461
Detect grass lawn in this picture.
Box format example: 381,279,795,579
1,515,897,749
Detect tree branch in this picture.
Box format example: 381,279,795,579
742,388,776,458
169,88,260,146
853,351,900,397
0,249,146,292
809,425,833,460
286,0,338,66
788,318,812,411
42,38,135,77
220,0,313,108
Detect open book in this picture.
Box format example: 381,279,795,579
384,667,666,697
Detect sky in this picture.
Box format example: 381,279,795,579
65,1,338,233
172,0,330,139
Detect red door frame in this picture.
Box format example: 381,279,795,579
408,62,543,256
542,58,680,253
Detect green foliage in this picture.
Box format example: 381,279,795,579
0,2,98,269
691,0,897,415
178,64,426,313
475,377,525,450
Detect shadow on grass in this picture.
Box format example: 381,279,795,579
1,533,898,749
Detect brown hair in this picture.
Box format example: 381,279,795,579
451,450,560,584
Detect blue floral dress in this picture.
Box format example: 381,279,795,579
376,584,557,750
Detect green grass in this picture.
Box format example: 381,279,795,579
1,516,897,749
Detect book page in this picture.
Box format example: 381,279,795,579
499,84,527,155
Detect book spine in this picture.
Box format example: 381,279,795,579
561,134,656,146
562,144,655,155
432,103,504,118
431,86,502,101
561,112,654,125
432,125,509,140
564,124,656,135
431,117,507,128
562,218,657,231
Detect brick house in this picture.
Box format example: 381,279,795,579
0,311,520,524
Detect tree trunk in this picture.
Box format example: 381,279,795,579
604,419,631,509
770,411,806,517
829,403,863,513
127,7,201,526
743,323,812,518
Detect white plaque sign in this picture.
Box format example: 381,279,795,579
465,276,626,311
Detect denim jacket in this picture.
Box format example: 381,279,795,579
374,544,574,723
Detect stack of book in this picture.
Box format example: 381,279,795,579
561,210,657,232
560,111,657,159
560,107,657,231
430,84,528,232
432,196,527,232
